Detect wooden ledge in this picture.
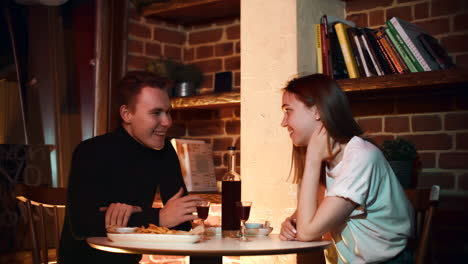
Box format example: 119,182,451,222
338,68,468,93
171,91,240,110
141,0,240,25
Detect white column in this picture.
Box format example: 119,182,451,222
241,0,344,263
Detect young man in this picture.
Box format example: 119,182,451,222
59,71,203,263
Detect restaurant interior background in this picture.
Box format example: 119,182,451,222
1,0,467,263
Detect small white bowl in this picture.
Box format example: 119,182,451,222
205,227,221,236
245,227,273,236
114,227,137,233
245,223,263,229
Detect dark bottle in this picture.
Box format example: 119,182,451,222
221,146,241,238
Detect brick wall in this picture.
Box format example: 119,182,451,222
345,0,468,68
127,5,241,92
355,111,468,191
128,6,186,67
184,20,241,93
344,0,468,194
127,4,241,181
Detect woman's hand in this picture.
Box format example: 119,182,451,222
306,124,341,163
279,216,297,241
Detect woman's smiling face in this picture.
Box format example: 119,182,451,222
281,91,321,147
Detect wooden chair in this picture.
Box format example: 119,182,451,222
405,185,440,264
15,184,67,264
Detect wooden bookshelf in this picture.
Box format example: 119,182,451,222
141,0,240,25
339,68,468,93
171,91,240,110
170,68,467,109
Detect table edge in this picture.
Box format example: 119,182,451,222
87,238,331,257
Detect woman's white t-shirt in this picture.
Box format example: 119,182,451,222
324,136,413,264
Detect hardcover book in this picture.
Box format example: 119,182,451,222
335,23,360,78
354,29,377,77
387,17,440,71
347,27,366,77
360,28,384,76
385,27,419,73
376,27,410,74
320,15,356,78
418,33,454,69
363,28,394,75
315,24,323,73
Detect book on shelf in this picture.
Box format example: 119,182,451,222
360,28,385,76
320,15,356,78
354,28,377,77
385,27,419,73
365,28,396,75
315,15,454,80
387,17,440,71
376,27,410,74
330,25,349,79
346,27,366,77
315,24,323,74
418,33,454,70
320,16,331,76
335,23,360,78
170,138,217,192
372,29,398,74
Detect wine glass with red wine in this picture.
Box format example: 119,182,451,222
197,200,210,239
235,201,252,241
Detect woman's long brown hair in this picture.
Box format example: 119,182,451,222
282,74,363,184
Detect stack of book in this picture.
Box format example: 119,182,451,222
316,15,455,79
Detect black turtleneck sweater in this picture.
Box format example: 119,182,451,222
59,126,190,264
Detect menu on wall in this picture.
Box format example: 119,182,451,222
170,138,217,192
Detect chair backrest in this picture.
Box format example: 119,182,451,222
405,185,440,264
15,184,67,264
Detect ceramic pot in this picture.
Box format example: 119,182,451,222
174,82,196,97
389,160,413,189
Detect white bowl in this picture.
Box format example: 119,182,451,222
245,223,263,229
245,227,273,236
205,227,221,236
114,227,137,233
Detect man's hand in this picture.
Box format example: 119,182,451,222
279,216,297,241
99,203,142,227
159,188,204,228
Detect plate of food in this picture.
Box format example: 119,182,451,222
107,224,200,244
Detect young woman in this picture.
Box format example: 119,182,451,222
279,74,413,263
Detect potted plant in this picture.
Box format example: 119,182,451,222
381,137,421,189
172,63,204,97
147,58,203,97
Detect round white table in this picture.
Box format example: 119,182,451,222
87,234,331,264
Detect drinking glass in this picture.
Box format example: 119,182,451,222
197,200,210,240
235,201,252,241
